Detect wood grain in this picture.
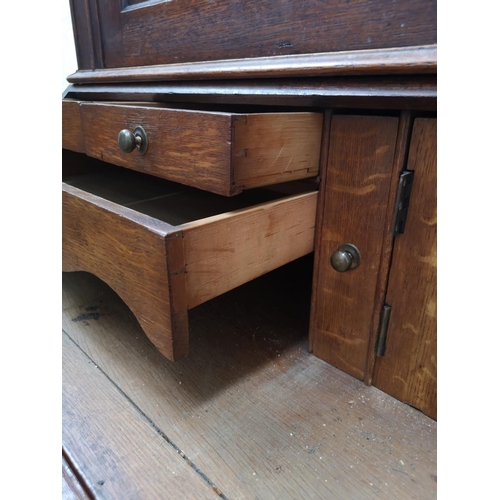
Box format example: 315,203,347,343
79,103,322,195
62,262,437,499
372,118,437,419
233,113,322,190
62,100,85,153
62,182,189,360
70,0,436,71
68,45,437,83
62,333,219,499
181,191,317,308
64,75,437,111
310,115,399,380
308,109,333,353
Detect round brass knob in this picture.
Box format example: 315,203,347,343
118,129,136,153
117,126,148,155
330,243,361,273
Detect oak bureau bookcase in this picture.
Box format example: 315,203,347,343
62,0,437,419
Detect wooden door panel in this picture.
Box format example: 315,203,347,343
72,0,437,70
310,115,399,380
372,118,437,419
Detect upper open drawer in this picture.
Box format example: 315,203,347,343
62,100,323,196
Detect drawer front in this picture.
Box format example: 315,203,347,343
63,100,322,196
62,165,317,361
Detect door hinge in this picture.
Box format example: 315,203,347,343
375,304,392,357
393,171,414,235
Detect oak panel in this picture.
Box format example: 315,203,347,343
310,115,399,379
372,118,437,419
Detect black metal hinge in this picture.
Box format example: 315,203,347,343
375,304,392,357
375,173,414,356
393,171,414,235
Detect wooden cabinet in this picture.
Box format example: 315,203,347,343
63,0,437,417
70,0,436,72
309,115,436,418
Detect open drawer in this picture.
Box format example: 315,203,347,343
62,153,318,361
62,99,322,196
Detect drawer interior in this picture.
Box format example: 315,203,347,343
64,166,290,227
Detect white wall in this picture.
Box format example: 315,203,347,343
62,0,78,92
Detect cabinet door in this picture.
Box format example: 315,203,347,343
309,115,399,380
371,118,437,419
71,0,437,70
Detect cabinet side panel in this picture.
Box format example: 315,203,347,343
311,115,398,379
372,119,437,419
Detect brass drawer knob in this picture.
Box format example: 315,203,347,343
330,243,361,272
118,126,148,155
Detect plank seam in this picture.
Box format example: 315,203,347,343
62,446,96,500
62,329,228,499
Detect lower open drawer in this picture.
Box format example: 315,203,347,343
62,154,317,360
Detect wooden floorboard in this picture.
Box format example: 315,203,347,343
62,256,437,499
63,331,221,499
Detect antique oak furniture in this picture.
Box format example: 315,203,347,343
62,0,436,419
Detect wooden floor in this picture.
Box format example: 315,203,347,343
62,256,437,499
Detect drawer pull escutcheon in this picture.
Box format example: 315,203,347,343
330,243,361,272
118,126,148,155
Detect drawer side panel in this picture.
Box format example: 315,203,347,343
62,183,189,360
182,191,317,308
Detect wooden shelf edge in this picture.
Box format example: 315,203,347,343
67,44,437,84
